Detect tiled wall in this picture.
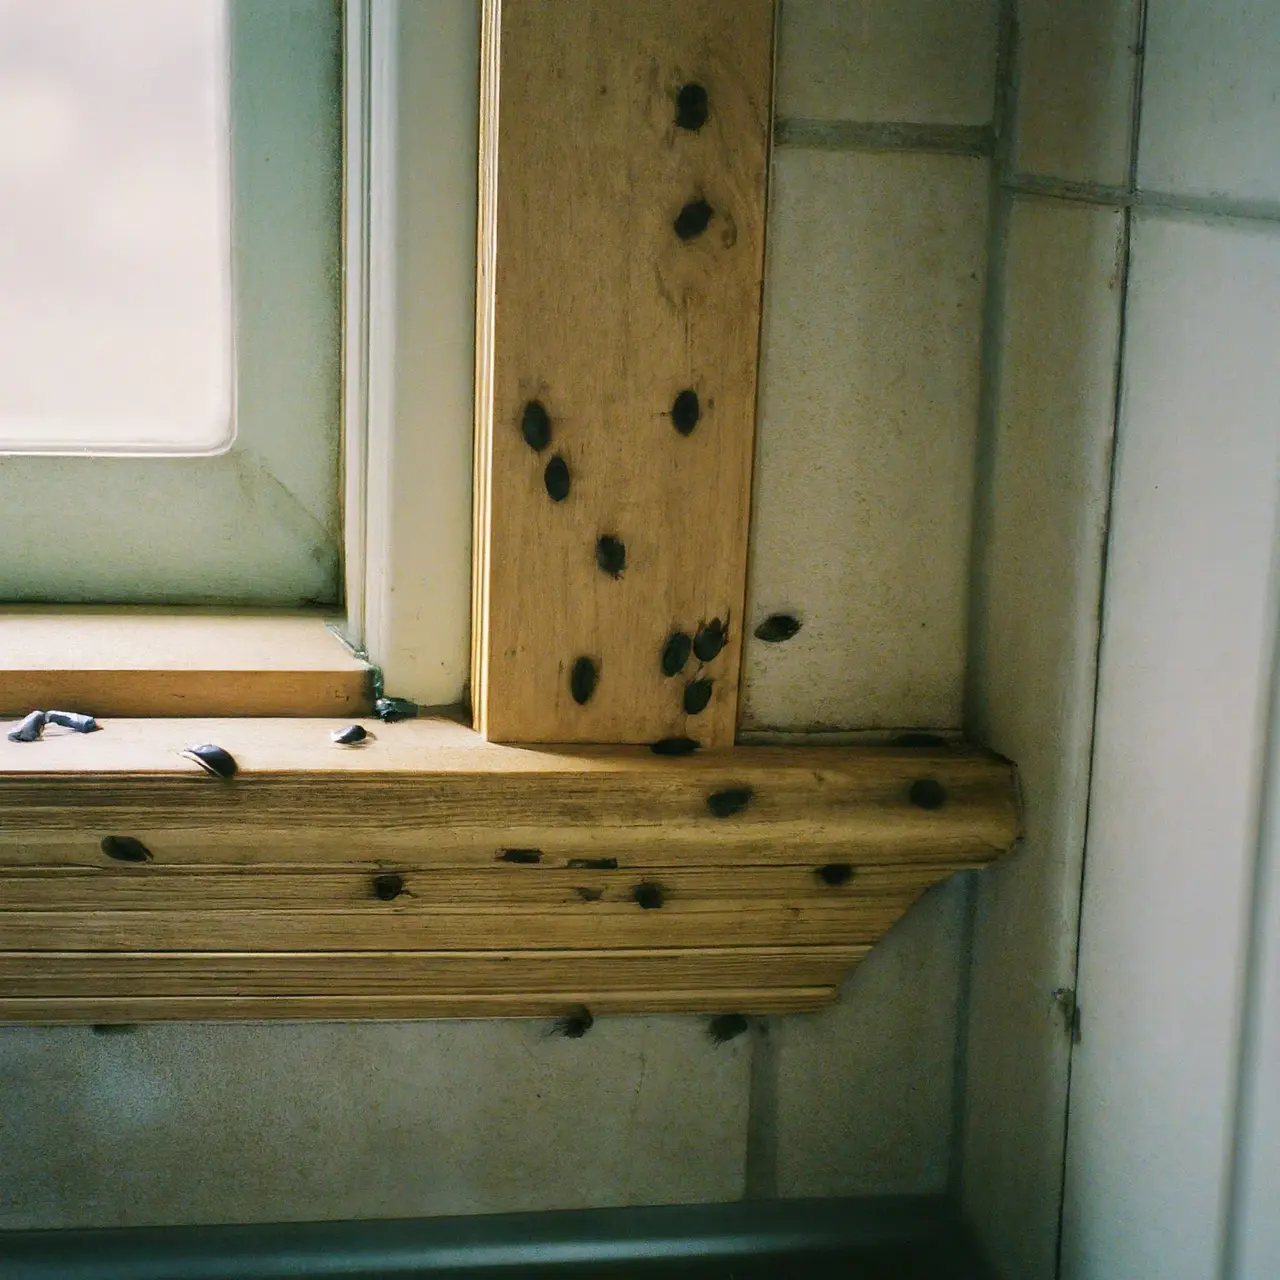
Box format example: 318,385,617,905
964,1,1280,1276
0,0,1001,1232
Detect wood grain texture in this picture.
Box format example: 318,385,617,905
0,948,861,997
0,610,371,717
0,722,1019,868
0,720,1017,1020
0,864,947,909
473,0,774,745
0,989,837,1022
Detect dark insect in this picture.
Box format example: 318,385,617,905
100,835,152,864
632,882,665,910
372,872,407,901
575,886,604,902
816,863,854,886
893,732,948,749
499,848,542,864
909,778,948,810
650,736,700,756
567,857,617,870
91,1024,139,1036
706,787,753,818
181,743,238,779
708,1013,749,1045
693,618,727,663
553,1005,594,1038
753,613,802,644
675,82,709,131
683,677,713,716
671,389,700,435
331,724,369,745
570,656,598,705
45,710,100,733
374,696,418,722
661,630,693,677
7,710,46,742
674,198,714,241
544,454,571,502
596,534,626,578
521,399,552,451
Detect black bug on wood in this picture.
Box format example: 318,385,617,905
671,389,700,435
706,787,753,818
372,872,407,901
374,696,418,722
661,631,692,677
567,857,618,870
499,848,542,864
909,778,948,810
101,835,152,864
650,736,700,756
7,710,46,742
575,886,604,902
693,618,727,663
596,535,626,578
816,863,854,886
181,744,238,779
331,724,369,746
544,454,571,502
708,1013,749,1045
633,882,665,910
553,1005,594,1038
893,732,948,748
683,677,713,716
753,613,802,643
674,198,714,241
46,710,99,733
521,399,552,451
675,82,709,131
570,656,598,705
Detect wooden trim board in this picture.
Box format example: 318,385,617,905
0,721,1018,1020
472,0,775,745
0,610,372,718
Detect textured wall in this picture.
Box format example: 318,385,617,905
0,0,999,1230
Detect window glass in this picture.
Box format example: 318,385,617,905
0,0,342,605
0,0,233,455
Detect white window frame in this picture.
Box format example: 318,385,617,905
342,0,478,708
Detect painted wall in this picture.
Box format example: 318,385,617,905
0,0,1002,1232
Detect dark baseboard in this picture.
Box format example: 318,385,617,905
1,1196,993,1280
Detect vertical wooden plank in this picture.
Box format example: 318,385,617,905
473,0,774,745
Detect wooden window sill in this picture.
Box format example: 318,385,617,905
0,718,1019,1022
0,608,371,718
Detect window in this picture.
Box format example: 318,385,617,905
0,0,343,608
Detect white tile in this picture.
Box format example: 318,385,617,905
1061,216,1280,1280
742,150,988,732
776,0,998,124
1138,0,1280,202
774,877,966,1197
1013,0,1140,185
962,197,1124,1280
0,1016,749,1228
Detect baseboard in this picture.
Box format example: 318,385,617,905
1,1196,994,1279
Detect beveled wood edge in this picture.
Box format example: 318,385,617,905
0,986,842,1023
0,610,373,718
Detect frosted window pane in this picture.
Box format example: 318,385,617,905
0,0,232,454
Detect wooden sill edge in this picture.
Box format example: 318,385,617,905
0,608,373,718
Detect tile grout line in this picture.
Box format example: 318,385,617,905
1005,173,1280,226
775,118,994,157
953,0,1020,1209
743,1017,780,1199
